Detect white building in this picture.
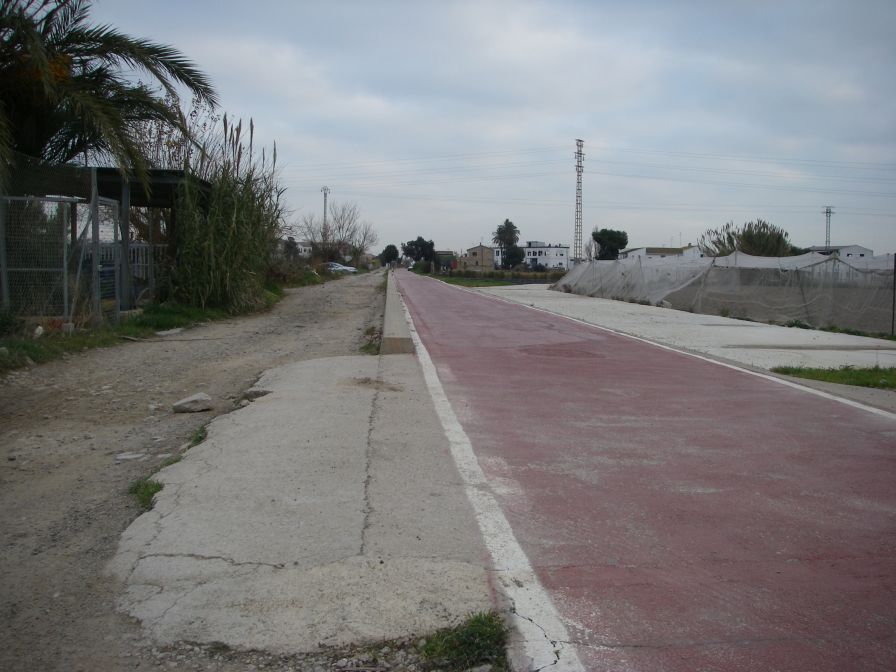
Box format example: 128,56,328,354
807,245,873,258
620,244,702,260
521,241,570,269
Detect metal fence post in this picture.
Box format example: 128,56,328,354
61,202,69,321
91,169,101,326
0,198,9,309
119,179,131,310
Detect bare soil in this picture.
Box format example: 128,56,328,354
0,270,436,672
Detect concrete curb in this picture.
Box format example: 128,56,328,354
380,271,415,355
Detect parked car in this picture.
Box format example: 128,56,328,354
325,262,357,273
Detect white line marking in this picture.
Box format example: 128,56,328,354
396,282,586,672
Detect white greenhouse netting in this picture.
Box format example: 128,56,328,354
552,253,896,333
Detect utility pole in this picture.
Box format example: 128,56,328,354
321,186,330,227
823,206,834,251
574,139,584,263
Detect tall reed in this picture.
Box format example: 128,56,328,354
172,117,285,312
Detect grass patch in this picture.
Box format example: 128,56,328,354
440,277,515,287
134,303,229,331
128,478,164,510
279,268,324,288
190,425,208,446
0,303,231,375
360,325,382,355
421,611,508,671
771,365,896,389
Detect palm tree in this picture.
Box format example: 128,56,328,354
491,218,519,268
0,0,218,189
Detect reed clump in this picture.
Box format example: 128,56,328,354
172,116,285,312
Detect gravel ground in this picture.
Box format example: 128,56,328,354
0,270,454,671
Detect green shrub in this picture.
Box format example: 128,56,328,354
128,478,163,510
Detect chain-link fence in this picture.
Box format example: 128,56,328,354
1,150,182,328
0,194,123,326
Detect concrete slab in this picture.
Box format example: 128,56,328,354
477,284,896,371
108,354,492,653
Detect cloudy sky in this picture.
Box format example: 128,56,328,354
93,0,896,255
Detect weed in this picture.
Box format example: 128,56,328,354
421,611,508,671
785,319,812,329
190,425,208,446
135,303,229,331
360,326,381,355
719,307,730,318
128,478,164,510
771,365,896,389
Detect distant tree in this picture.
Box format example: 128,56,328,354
350,220,378,262
380,243,399,264
492,219,520,268
592,228,628,260
699,219,793,257
504,244,524,268
401,236,435,262
299,200,372,262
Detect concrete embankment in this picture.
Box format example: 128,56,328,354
381,270,415,355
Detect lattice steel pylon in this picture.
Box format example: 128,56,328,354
574,139,584,263
823,205,834,250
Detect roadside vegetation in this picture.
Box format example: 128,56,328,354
128,478,164,511
771,365,896,389
420,611,508,671
0,303,228,374
446,268,565,283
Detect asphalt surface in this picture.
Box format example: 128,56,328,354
395,272,896,672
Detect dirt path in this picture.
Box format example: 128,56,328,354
0,271,389,672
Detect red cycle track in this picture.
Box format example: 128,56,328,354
396,271,896,672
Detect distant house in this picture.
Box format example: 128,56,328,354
462,244,495,271
620,244,702,260
807,245,873,258
434,250,457,271
521,241,570,269
284,238,314,259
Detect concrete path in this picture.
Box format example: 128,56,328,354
395,272,896,672
109,353,492,652
477,284,896,371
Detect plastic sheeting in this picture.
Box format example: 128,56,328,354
552,253,896,333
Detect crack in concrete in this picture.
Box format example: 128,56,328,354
359,356,385,556
138,552,285,570
508,602,565,671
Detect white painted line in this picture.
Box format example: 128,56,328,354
397,287,586,672
473,287,896,422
